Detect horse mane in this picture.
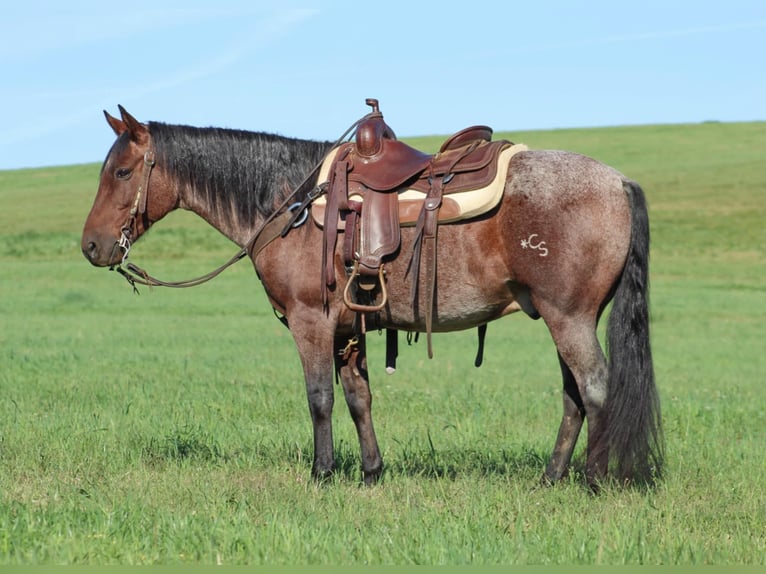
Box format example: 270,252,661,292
146,122,333,226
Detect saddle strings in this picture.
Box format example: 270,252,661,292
113,111,376,292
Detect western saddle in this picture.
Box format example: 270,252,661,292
314,99,519,364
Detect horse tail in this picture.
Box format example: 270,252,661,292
605,179,664,484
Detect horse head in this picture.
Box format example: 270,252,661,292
81,106,178,267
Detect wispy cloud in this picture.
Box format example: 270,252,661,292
0,8,320,149
121,8,320,99
0,7,319,63
1,9,193,62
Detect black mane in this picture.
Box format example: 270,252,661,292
147,122,333,226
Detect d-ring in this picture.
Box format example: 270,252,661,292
287,202,309,228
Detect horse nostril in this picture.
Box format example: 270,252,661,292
83,241,98,260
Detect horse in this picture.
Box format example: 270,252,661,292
81,105,663,489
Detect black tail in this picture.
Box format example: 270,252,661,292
605,180,664,484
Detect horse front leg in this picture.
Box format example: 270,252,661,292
291,320,337,481
334,333,383,485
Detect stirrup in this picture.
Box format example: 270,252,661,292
343,262,388,313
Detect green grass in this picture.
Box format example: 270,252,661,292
0,122,764,565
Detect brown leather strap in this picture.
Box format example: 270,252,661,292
422,231,437,358
322,159,349,304
406,143,480,357
342,209,358,267
250,211,295,269
475,324,487,367
385,328,398,373
421,171,444,359
137,150,154,217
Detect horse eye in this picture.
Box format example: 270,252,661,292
115,167,132,180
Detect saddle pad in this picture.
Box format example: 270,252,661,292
311,143,528,228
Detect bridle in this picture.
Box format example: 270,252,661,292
109,111,374,293
109,146,314,292
113,150,155,266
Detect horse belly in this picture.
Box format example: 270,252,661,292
380,288,522,332
378,222,520,332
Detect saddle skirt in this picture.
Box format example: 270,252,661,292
311,141,528,229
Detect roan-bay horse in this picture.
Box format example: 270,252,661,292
81,105,663,489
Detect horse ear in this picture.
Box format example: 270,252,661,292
117,104,149,145
104,109,127,136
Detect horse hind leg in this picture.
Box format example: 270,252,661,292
544,317,609,489
542,353,586,485
334,333,383,485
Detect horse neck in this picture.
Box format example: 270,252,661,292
175,180,258,247
152,124,331,247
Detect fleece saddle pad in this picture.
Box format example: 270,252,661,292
311,143,528,229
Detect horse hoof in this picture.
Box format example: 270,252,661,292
362,467,383,486
541,466,570,486
311,467,336,484
540,473,557,487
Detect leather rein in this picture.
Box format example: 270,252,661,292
110,114,372,293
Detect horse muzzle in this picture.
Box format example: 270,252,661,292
81,232,124,267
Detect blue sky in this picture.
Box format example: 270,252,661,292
2,1,764,170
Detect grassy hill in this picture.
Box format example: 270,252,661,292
0,121,764,565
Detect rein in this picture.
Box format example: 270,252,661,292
110,112,373,293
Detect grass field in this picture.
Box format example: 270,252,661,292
0,121,764,565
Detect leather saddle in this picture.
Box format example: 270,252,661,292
315,99,517,359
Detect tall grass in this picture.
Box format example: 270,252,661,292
0,122,764,564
